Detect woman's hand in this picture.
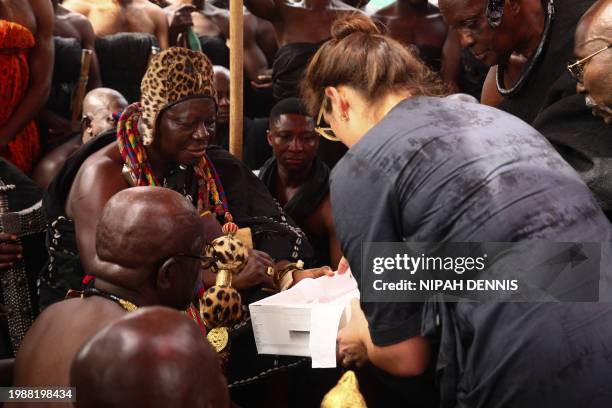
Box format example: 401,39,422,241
337,298,369,368
293,265,334,285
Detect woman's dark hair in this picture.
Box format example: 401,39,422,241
301,14,450,116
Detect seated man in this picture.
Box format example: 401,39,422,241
259,98,341,268
439,0,612,219
71,307,230,408
572,0,612,125
245,0,361,100
39,47,328,389
9,187,210,403
373,0,447,71
62,0,170,49
0,0,54,174
32,88,128,189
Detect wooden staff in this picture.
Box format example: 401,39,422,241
71,49,93,123
229,0,244,160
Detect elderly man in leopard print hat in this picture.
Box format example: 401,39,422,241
40,47,327,397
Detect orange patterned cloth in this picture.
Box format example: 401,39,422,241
0,20,41,175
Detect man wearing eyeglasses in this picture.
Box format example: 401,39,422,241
259,98,342,270
439,0,612,220
572,0,612,125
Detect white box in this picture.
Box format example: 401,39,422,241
249,271,360,367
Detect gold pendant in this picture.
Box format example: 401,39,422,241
207,326,229,353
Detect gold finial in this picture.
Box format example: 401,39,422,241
321,371,367,408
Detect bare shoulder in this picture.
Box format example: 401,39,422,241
70,142,127,204
62,0,92,16
373,3,395,17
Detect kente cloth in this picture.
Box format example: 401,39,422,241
45,37,82,120
95,33,158,103
0,21,42,175
495,0,612,217
272,42,322,101
330,95,612,407
259,156,331,266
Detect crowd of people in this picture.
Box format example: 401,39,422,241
1,0,612,406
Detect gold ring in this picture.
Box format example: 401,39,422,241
266,266,275,277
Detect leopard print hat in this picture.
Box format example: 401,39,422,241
140,47,218,145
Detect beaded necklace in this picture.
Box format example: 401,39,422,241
82,287,208,336
496,0,555,97
116,103,235,227
82,287,138,312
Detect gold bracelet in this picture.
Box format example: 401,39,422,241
279,270,294,291
275,260,304,290
200,210,212,217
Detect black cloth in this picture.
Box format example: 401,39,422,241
496,0,612,216
331,96,612,407
416,44,442,72
0,159,45,358
47,36,82,120
95,33,158,103
259,156,331,266
458,48,488,100
199,35,230,68
243,117,272,170
272,42,321,101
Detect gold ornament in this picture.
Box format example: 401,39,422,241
321,371,367,408
207,327,230,353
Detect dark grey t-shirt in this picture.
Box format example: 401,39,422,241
332,96,611,344
330,96,612,405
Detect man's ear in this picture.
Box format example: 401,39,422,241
156,257,177,290
82,116,92,135
266,129,273,147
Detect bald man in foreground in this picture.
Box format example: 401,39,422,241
8,187,209,408
71,307,230,408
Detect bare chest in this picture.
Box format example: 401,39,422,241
88,4,156,36
278,9,349,45
191,11,223,38
385,15,447,49
54,17,82,41
0,0,36,34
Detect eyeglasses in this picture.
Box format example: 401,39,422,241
314,98,341,142
567,44,612,83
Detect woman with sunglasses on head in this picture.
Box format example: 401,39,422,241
301,14,612,408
